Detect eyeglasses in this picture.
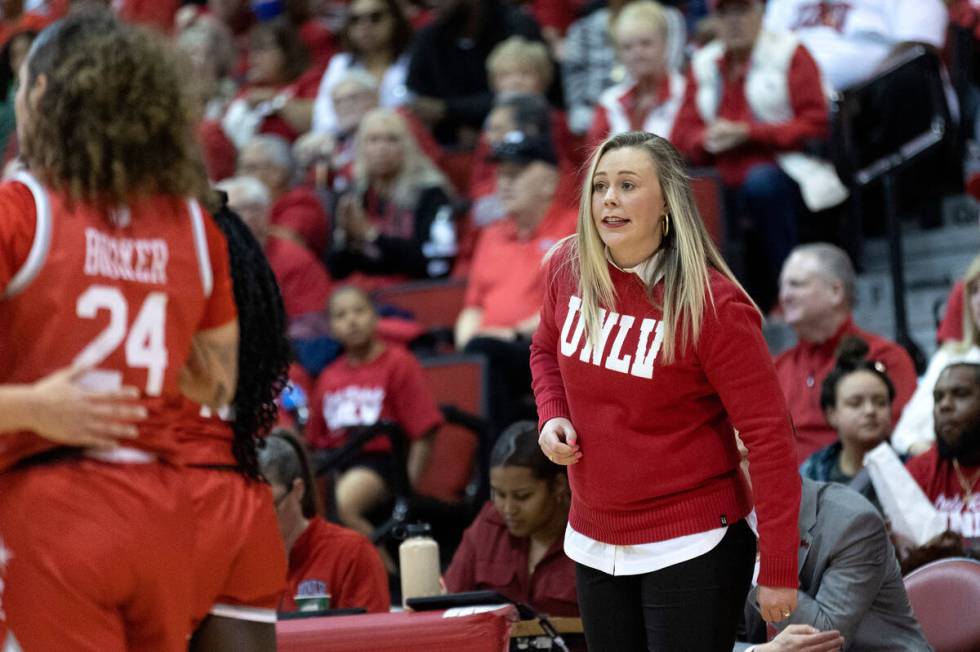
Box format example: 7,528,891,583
349,9,387,26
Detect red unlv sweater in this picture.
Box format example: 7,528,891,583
530,249,801,588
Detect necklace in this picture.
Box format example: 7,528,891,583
952,459,980,506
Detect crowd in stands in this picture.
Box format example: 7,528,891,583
4,0,980,647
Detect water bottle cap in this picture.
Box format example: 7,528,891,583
404,522,431,537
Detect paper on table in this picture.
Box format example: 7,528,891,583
865,442,947,546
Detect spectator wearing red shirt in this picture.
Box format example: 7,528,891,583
907,362,980,542
670,0,846,311
259,432,390,613
455,130,576,437
238,134,330,257
445,421,578,617
307,287,442,542
586,1,686,151
775,244,917,463
218,175,333,319
221,17,323,147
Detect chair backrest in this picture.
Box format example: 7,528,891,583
689,168,726,249
372,278,468,332
413,354,488,502
904,557,980,652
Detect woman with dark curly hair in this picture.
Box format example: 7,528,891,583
179,197,294,651
0,11,238,650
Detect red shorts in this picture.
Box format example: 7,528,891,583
187,467,287,628
0,457,195,652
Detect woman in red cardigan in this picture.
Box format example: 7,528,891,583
531,131,801,650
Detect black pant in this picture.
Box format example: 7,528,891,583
575,519,756,652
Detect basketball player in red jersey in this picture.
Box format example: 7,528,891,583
181,201,292,651
0,11,238,651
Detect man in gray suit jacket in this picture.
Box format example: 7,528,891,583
738,478,931,651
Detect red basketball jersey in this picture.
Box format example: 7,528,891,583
175,400,237,467
0,172,236,471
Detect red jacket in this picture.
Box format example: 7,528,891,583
445,502,578,617
531,248,801,588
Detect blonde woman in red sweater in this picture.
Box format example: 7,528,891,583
530,131,802,650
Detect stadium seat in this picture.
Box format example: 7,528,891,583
904,557,980,652
372,279,468,352
414,354,488,503
689,168,726,249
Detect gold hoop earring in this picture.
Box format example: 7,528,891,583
662,214,670,237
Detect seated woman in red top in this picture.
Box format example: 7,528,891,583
445,420,578,617
258,431,390,613
306,286,441,545
221,17,323,147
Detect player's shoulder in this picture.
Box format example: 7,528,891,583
0,176,41,216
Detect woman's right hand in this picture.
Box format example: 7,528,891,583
26,365,146,448
539,417,582,465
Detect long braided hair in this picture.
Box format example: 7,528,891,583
211,193,291,479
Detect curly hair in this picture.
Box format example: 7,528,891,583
211,194,292,479
21,11,209,208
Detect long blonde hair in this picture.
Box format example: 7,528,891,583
563,131,753,363
957,254,980,350
352,108,453,208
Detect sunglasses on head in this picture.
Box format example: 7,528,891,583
349,9,387,25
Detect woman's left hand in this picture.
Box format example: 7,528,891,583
758,585,798,623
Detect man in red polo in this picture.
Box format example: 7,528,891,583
775,243,917,463
455,130,576,437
